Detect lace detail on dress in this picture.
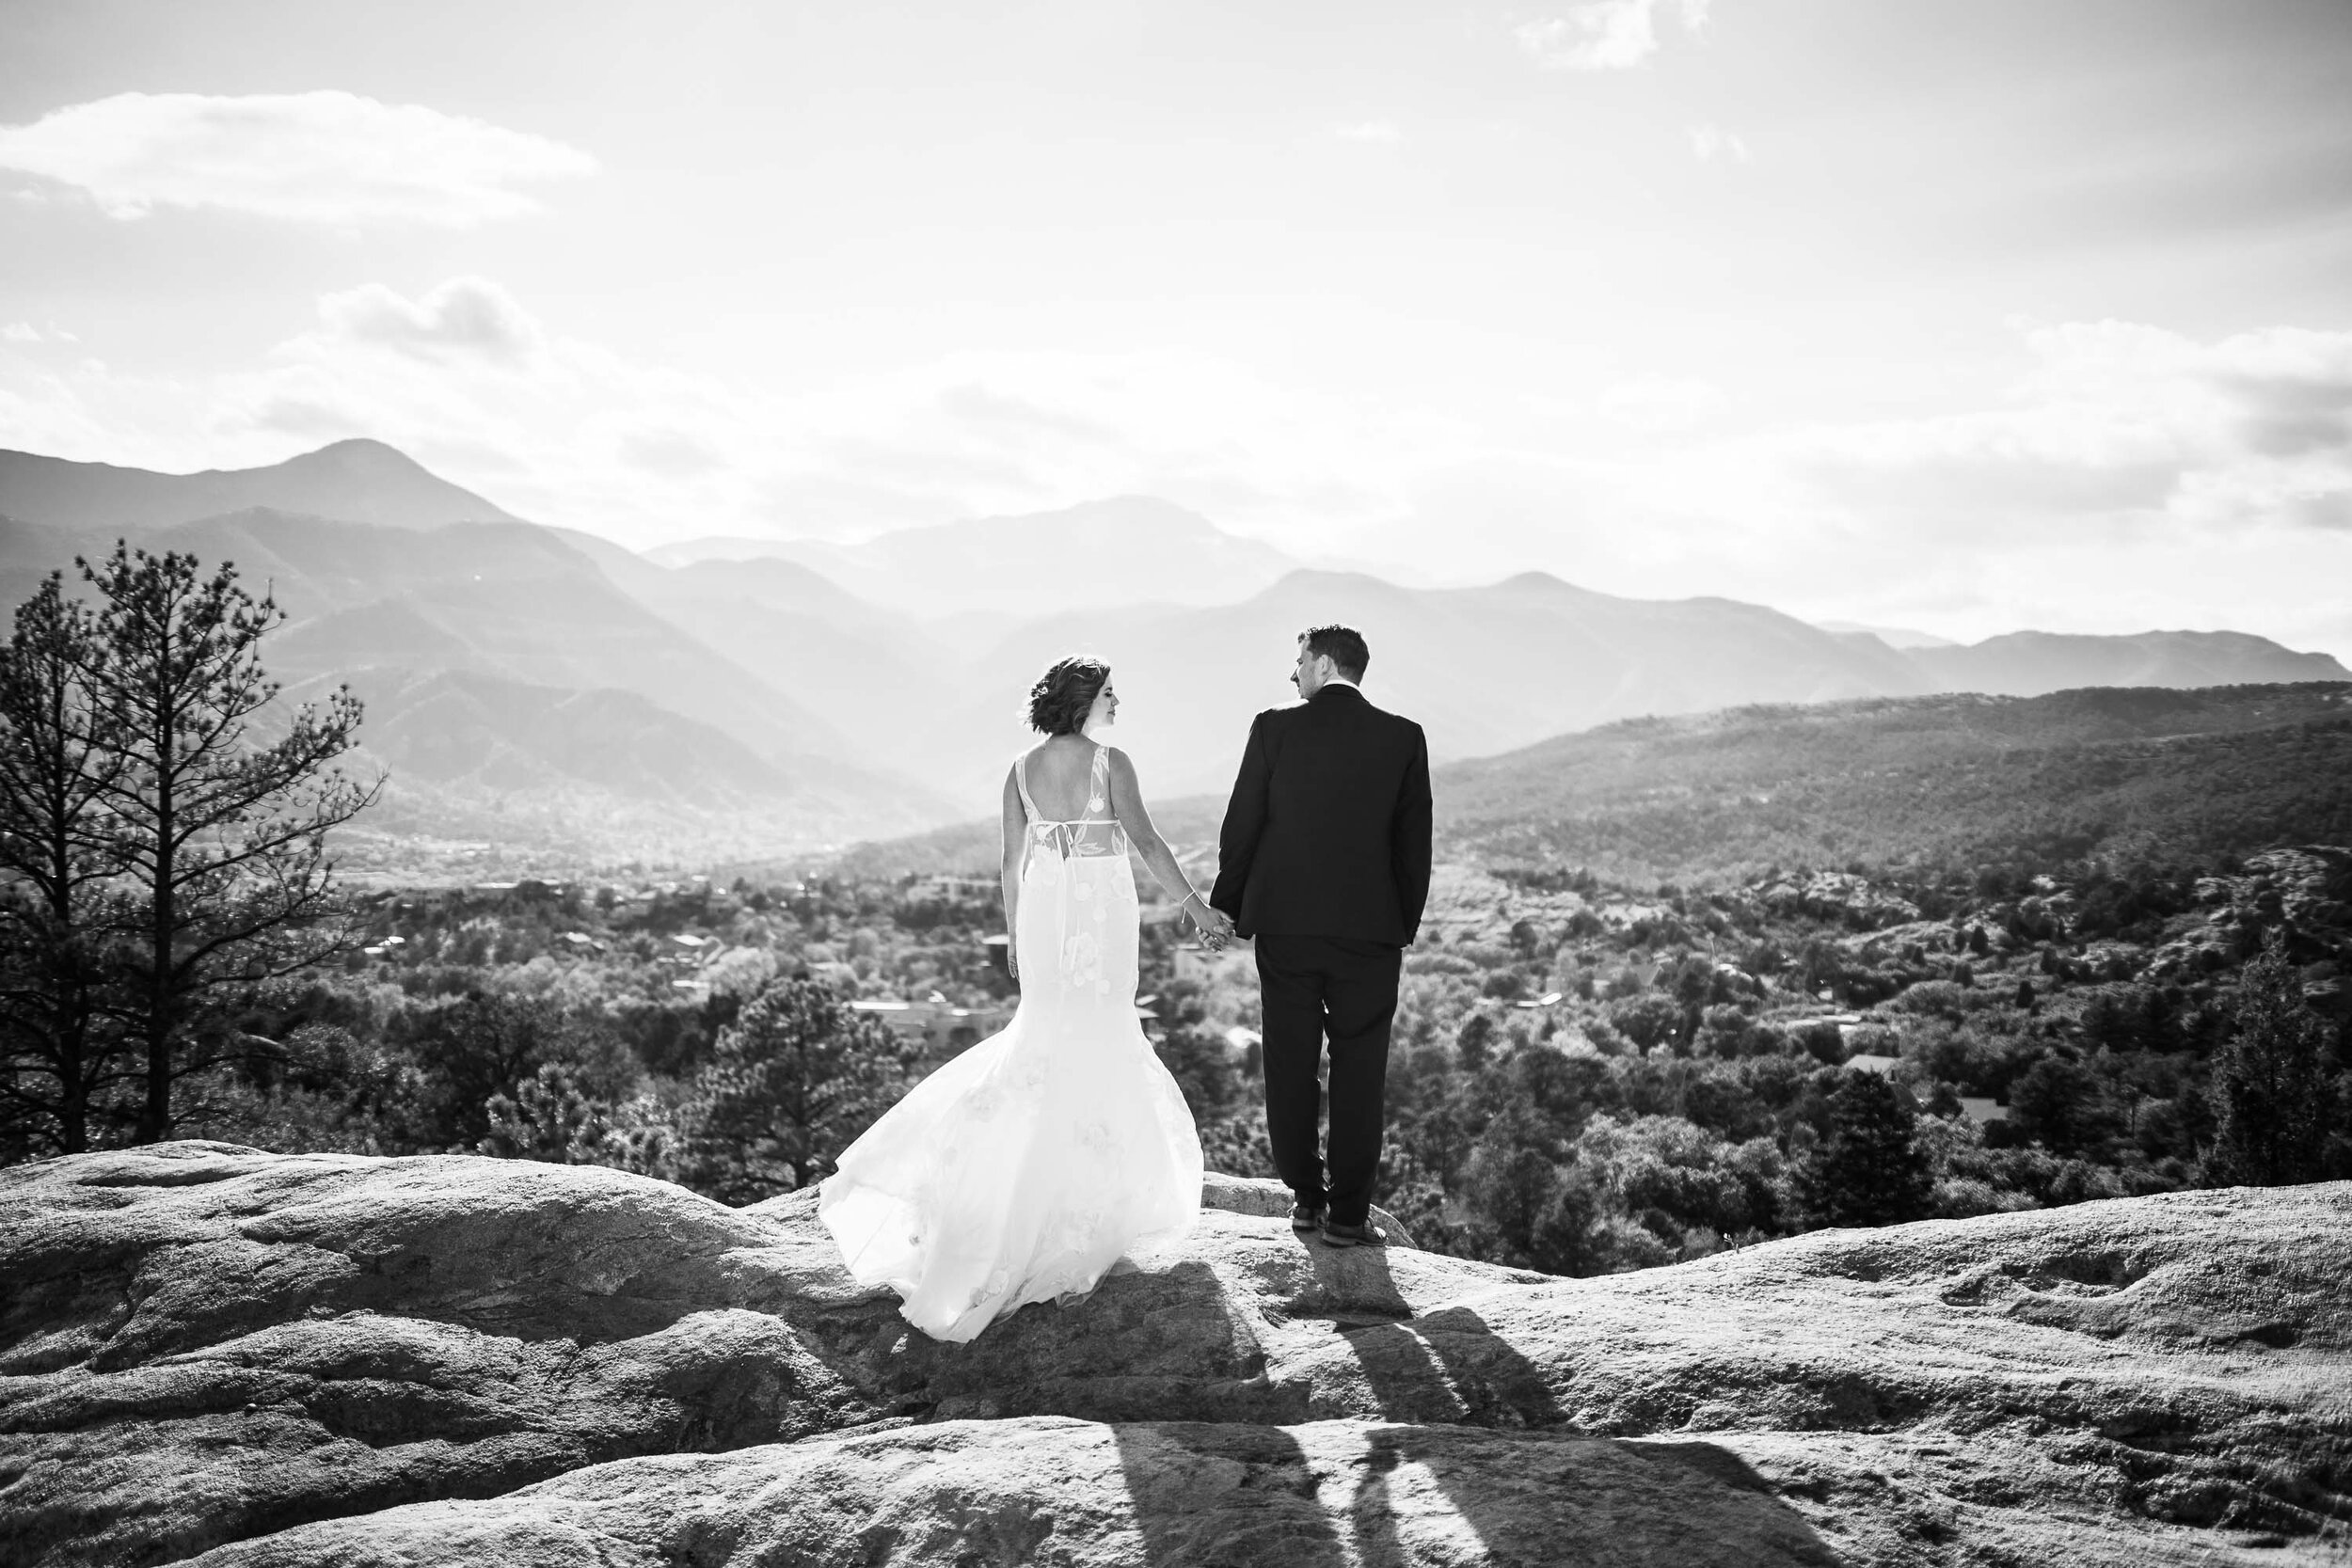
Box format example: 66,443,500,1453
1018,743,1126,865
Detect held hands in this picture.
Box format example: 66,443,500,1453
1184,894,1235,951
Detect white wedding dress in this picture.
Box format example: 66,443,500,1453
818,742,1203,1342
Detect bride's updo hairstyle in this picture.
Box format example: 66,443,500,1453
1026,655,1111,736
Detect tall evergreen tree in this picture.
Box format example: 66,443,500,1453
78,546,378,1143
0,576,136,1154
676,976,914,1201
1798,1071,1932,1227
2206,927,2335,1186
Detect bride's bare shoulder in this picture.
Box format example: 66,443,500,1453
1101,746,1143,787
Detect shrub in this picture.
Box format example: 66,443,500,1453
2007,1054,2110,1157
1607,994,1685,1053
1890,980,1972,1021
1787,1020,1845,1065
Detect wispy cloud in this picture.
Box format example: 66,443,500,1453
1599,373,1726,433
7,286,2349,654
1791,321,2352,538
1687,122,1751,163
0,91,595,226
316,277,546,364
1515,0,1710,72
1329,120,1404,144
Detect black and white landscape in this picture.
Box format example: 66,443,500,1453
6,8,2352,1564
5,436,2343,868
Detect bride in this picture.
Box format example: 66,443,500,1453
818,656,1230,1342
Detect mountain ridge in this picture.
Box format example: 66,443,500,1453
0,438,524,534
4,437,2345,867
647,494,1302,618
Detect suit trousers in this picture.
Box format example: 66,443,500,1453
1253,932,1403,1227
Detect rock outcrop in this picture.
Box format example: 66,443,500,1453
2149,847,2352,1006
3,1144,2346,1566
1752,871,1922,932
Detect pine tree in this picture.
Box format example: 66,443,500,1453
676,977,914,1201
78,546,379,1142
1799,1071,1932,1227
2206,927,2335,1186
0,576,136,1153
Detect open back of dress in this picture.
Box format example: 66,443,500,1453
818,742,1203,1341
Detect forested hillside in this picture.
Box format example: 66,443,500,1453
48,828,2344,1283
1441,683,2352,882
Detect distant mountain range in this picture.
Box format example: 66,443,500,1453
1816,619,1958,650
1902,630,2342,695
648,496,1302,619
3,438,2344,870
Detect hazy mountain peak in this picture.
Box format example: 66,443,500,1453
650,495,1301,618
1815,618,1962,650
0,438,523,534
1242,566,1429,613
1907,627,2348,693
1487,570,1614,603
275,437,437,480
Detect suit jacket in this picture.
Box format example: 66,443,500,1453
1210,683,1434,945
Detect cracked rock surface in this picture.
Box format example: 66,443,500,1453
2,1143,2345,1565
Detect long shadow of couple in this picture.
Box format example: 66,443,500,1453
1105,1236,1840,1565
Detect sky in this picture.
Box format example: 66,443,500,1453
2,0,2350,657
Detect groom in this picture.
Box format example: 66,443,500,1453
1210,625,1433,1247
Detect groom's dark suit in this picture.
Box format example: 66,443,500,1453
1210,681,1433,1227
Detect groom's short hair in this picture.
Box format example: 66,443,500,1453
1299,625,1369,681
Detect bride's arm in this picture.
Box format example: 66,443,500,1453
1104,748,1223,936
1000,767,1025,978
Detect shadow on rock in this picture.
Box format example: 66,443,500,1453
1106,1418,1844,1567
1276,1239,1561,1428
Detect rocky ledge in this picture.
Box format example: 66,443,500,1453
2,1144,2346,1566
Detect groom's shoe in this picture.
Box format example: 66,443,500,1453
1320,1218,1386,1249
1290,1199,1327,1232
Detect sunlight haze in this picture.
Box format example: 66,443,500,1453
3,0,2349,657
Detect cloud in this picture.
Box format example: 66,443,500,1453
1687,122,1751,163
755,350,1449,546
2,322,77,344
0,91,595,226
1791,320,2352,540
1515,0,1709,71
315,277,545,363
144,277,1435,552
8,285,2348,661
1329,121,1404,144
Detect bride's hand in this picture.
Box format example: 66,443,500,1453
1184,895,1232,950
